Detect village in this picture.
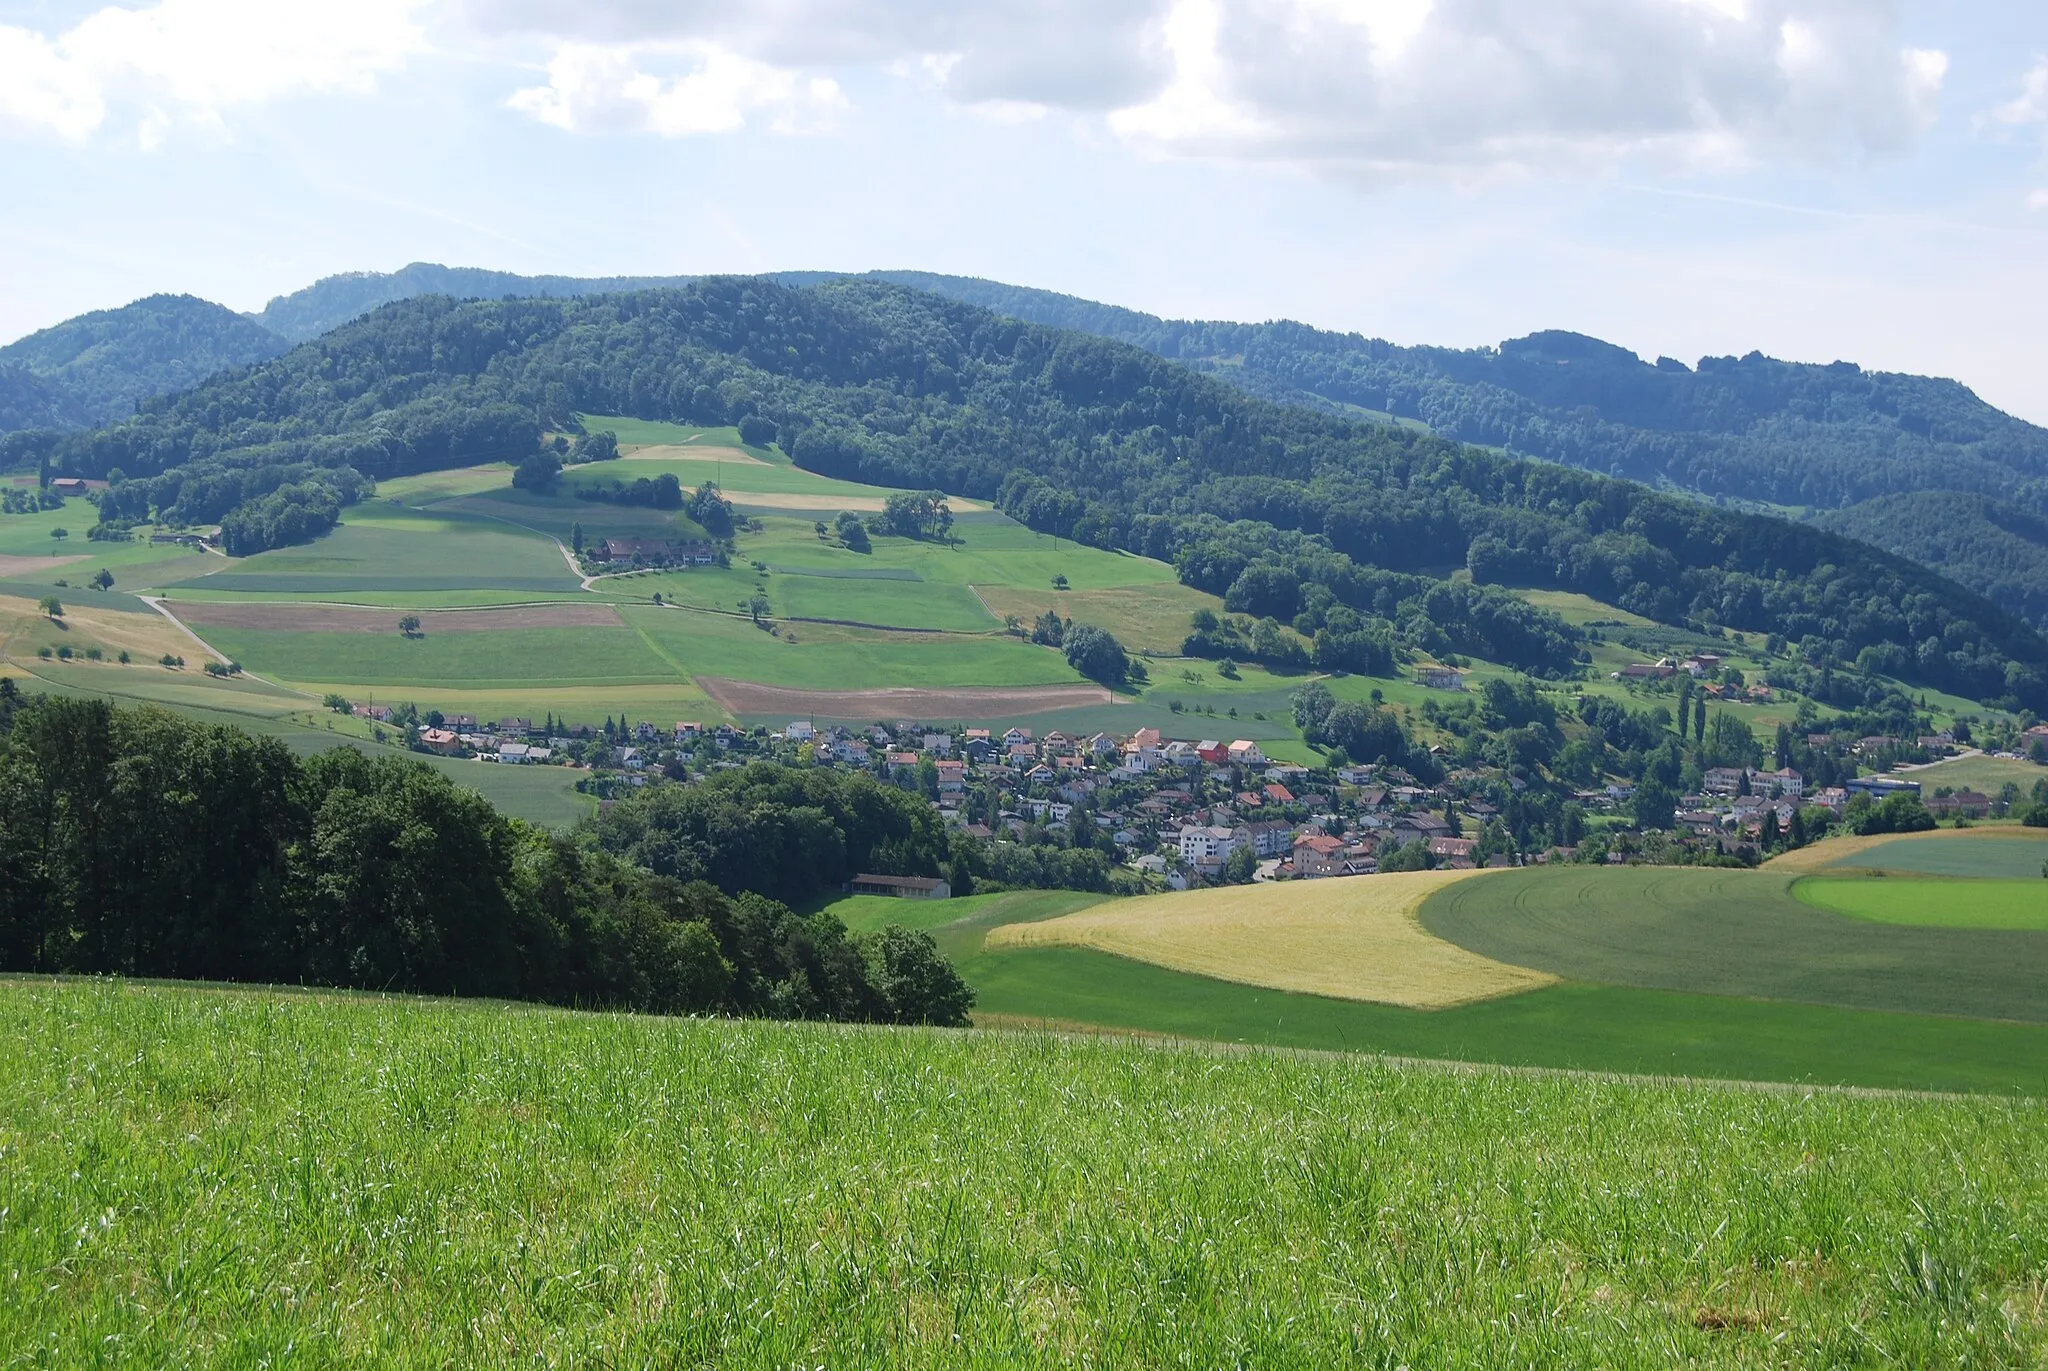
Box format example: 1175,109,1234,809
348,698,2048,890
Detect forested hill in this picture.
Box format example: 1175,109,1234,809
13,278,2046,710
238,264,2048,628
871,273,2048,629
253,263,705,341
0,295,287,431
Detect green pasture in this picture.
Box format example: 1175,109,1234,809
167,587,574,608
376,464,518,504
574,414,762,452
1795,877,2048,931
435,489,709,546
200,624,677,691
203,505,579,594
1419,866,2048,1023
1895,752,2048,796
561,458,880,502
9,678,590,826
1825,831,2048,879
820,889,1105,937
0,499,222,585
7,984,2048,1365
964,946,2048,1094
627,608,1083,692
1511,587,1658,628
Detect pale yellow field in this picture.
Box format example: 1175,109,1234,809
986,871,1556,1009
0,594,214,668
1764,825,2040,873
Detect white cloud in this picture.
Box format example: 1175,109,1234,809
1988,59,2048,208
1112,0,1947,178
466,0,1944,177
1991,58,2048,129
0,0,424,147
508,43,847,137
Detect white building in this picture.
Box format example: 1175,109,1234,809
1177,825,1241,868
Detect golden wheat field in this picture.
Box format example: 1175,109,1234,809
985,870,1556,1009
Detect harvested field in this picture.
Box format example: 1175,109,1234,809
0,554,85,576
0,593,216,666
167,601,624,634
986,871,1554,1009
625,443,765,465
697,677,1114,721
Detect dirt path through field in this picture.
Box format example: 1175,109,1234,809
698,677,1115,721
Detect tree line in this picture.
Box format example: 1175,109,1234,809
0,697,972,1026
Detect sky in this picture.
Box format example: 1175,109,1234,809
1,0,2044,422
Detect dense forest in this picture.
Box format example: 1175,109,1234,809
6,277,2044,708
878,273,2048,628
0,294,287,432
0,694,972,1026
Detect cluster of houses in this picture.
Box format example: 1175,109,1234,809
1614,652,1775,702
584,538,721,568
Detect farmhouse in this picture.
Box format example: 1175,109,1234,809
48,477,88,496
848,873,952,900
1419,668,1466,690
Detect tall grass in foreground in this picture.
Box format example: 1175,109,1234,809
1,980,2044,1368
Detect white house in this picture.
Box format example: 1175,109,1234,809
786,720,816,742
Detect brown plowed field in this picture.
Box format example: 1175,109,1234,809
167,602,624,634
0,554,85,575
698,677,1115,721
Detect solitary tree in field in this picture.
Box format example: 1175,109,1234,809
90,568,114,591
49,527,68,541
398,615,423,638
571,521,583,553
1051,573,1069,590
37,595,61,620
747,592,771,624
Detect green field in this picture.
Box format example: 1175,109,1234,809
814,888,2048,1094
627,608,1083,691
199,505,579,594
1892,752,2048,795
4,979,2046,1365
1419,866,2048,1023
1824,831,2048,878
196,624,679,691
1796,876,2048,930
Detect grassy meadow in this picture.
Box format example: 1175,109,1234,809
4,978,2048,1366
1795,876,2048,931
1418,865,2048,1023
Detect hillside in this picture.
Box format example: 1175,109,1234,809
0,294,288,432
240,264,2048,628
5,978,2045,1365
9,277,2042,710
879,273,2048,629
252,262,706,341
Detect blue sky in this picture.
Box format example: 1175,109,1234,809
2,0,2044,420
